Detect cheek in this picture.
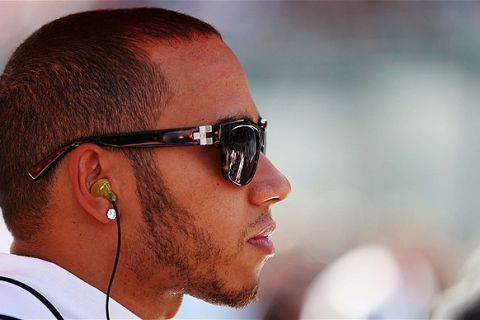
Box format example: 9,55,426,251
153,146,246,213
156,146,222,186
153,147,249,247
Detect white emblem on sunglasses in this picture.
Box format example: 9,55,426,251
193,125,213,145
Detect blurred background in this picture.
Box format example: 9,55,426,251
2,1,480,319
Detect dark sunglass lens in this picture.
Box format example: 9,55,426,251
224,126,259,185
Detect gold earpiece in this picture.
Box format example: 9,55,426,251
90,178,117,202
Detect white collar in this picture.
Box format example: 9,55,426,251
0,252,139,319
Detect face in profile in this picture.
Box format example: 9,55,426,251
123,36,291,307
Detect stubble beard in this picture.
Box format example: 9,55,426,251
125,151,259,307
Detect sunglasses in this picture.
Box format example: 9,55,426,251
28,117,267,186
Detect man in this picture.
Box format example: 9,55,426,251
0,7,290,319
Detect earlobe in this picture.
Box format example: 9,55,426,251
67,144,115,224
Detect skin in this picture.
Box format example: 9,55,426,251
11,36,291,319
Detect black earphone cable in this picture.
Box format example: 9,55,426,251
0,276,64,319
106,200,121,320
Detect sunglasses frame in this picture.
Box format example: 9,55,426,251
28,118,267,186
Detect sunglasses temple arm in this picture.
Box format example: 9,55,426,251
28,142,82,179
27,124,222,179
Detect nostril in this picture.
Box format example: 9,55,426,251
265,196,280,202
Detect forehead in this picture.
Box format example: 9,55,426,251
143,36,259,127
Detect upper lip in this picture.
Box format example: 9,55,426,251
248,220,277,239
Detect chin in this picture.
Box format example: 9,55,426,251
187,270,260,308
222,284,259,308
196,282,259,308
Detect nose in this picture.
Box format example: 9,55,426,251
248,154,291,206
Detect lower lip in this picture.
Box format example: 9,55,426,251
247,237,275,255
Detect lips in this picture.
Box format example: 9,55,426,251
247,220,276,255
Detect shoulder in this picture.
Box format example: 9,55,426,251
0,278,58,319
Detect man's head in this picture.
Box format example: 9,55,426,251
0,7,290,315
0,7,219,239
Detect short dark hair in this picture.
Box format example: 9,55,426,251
0,8,221,240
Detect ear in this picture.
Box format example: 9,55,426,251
67,143,115,224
